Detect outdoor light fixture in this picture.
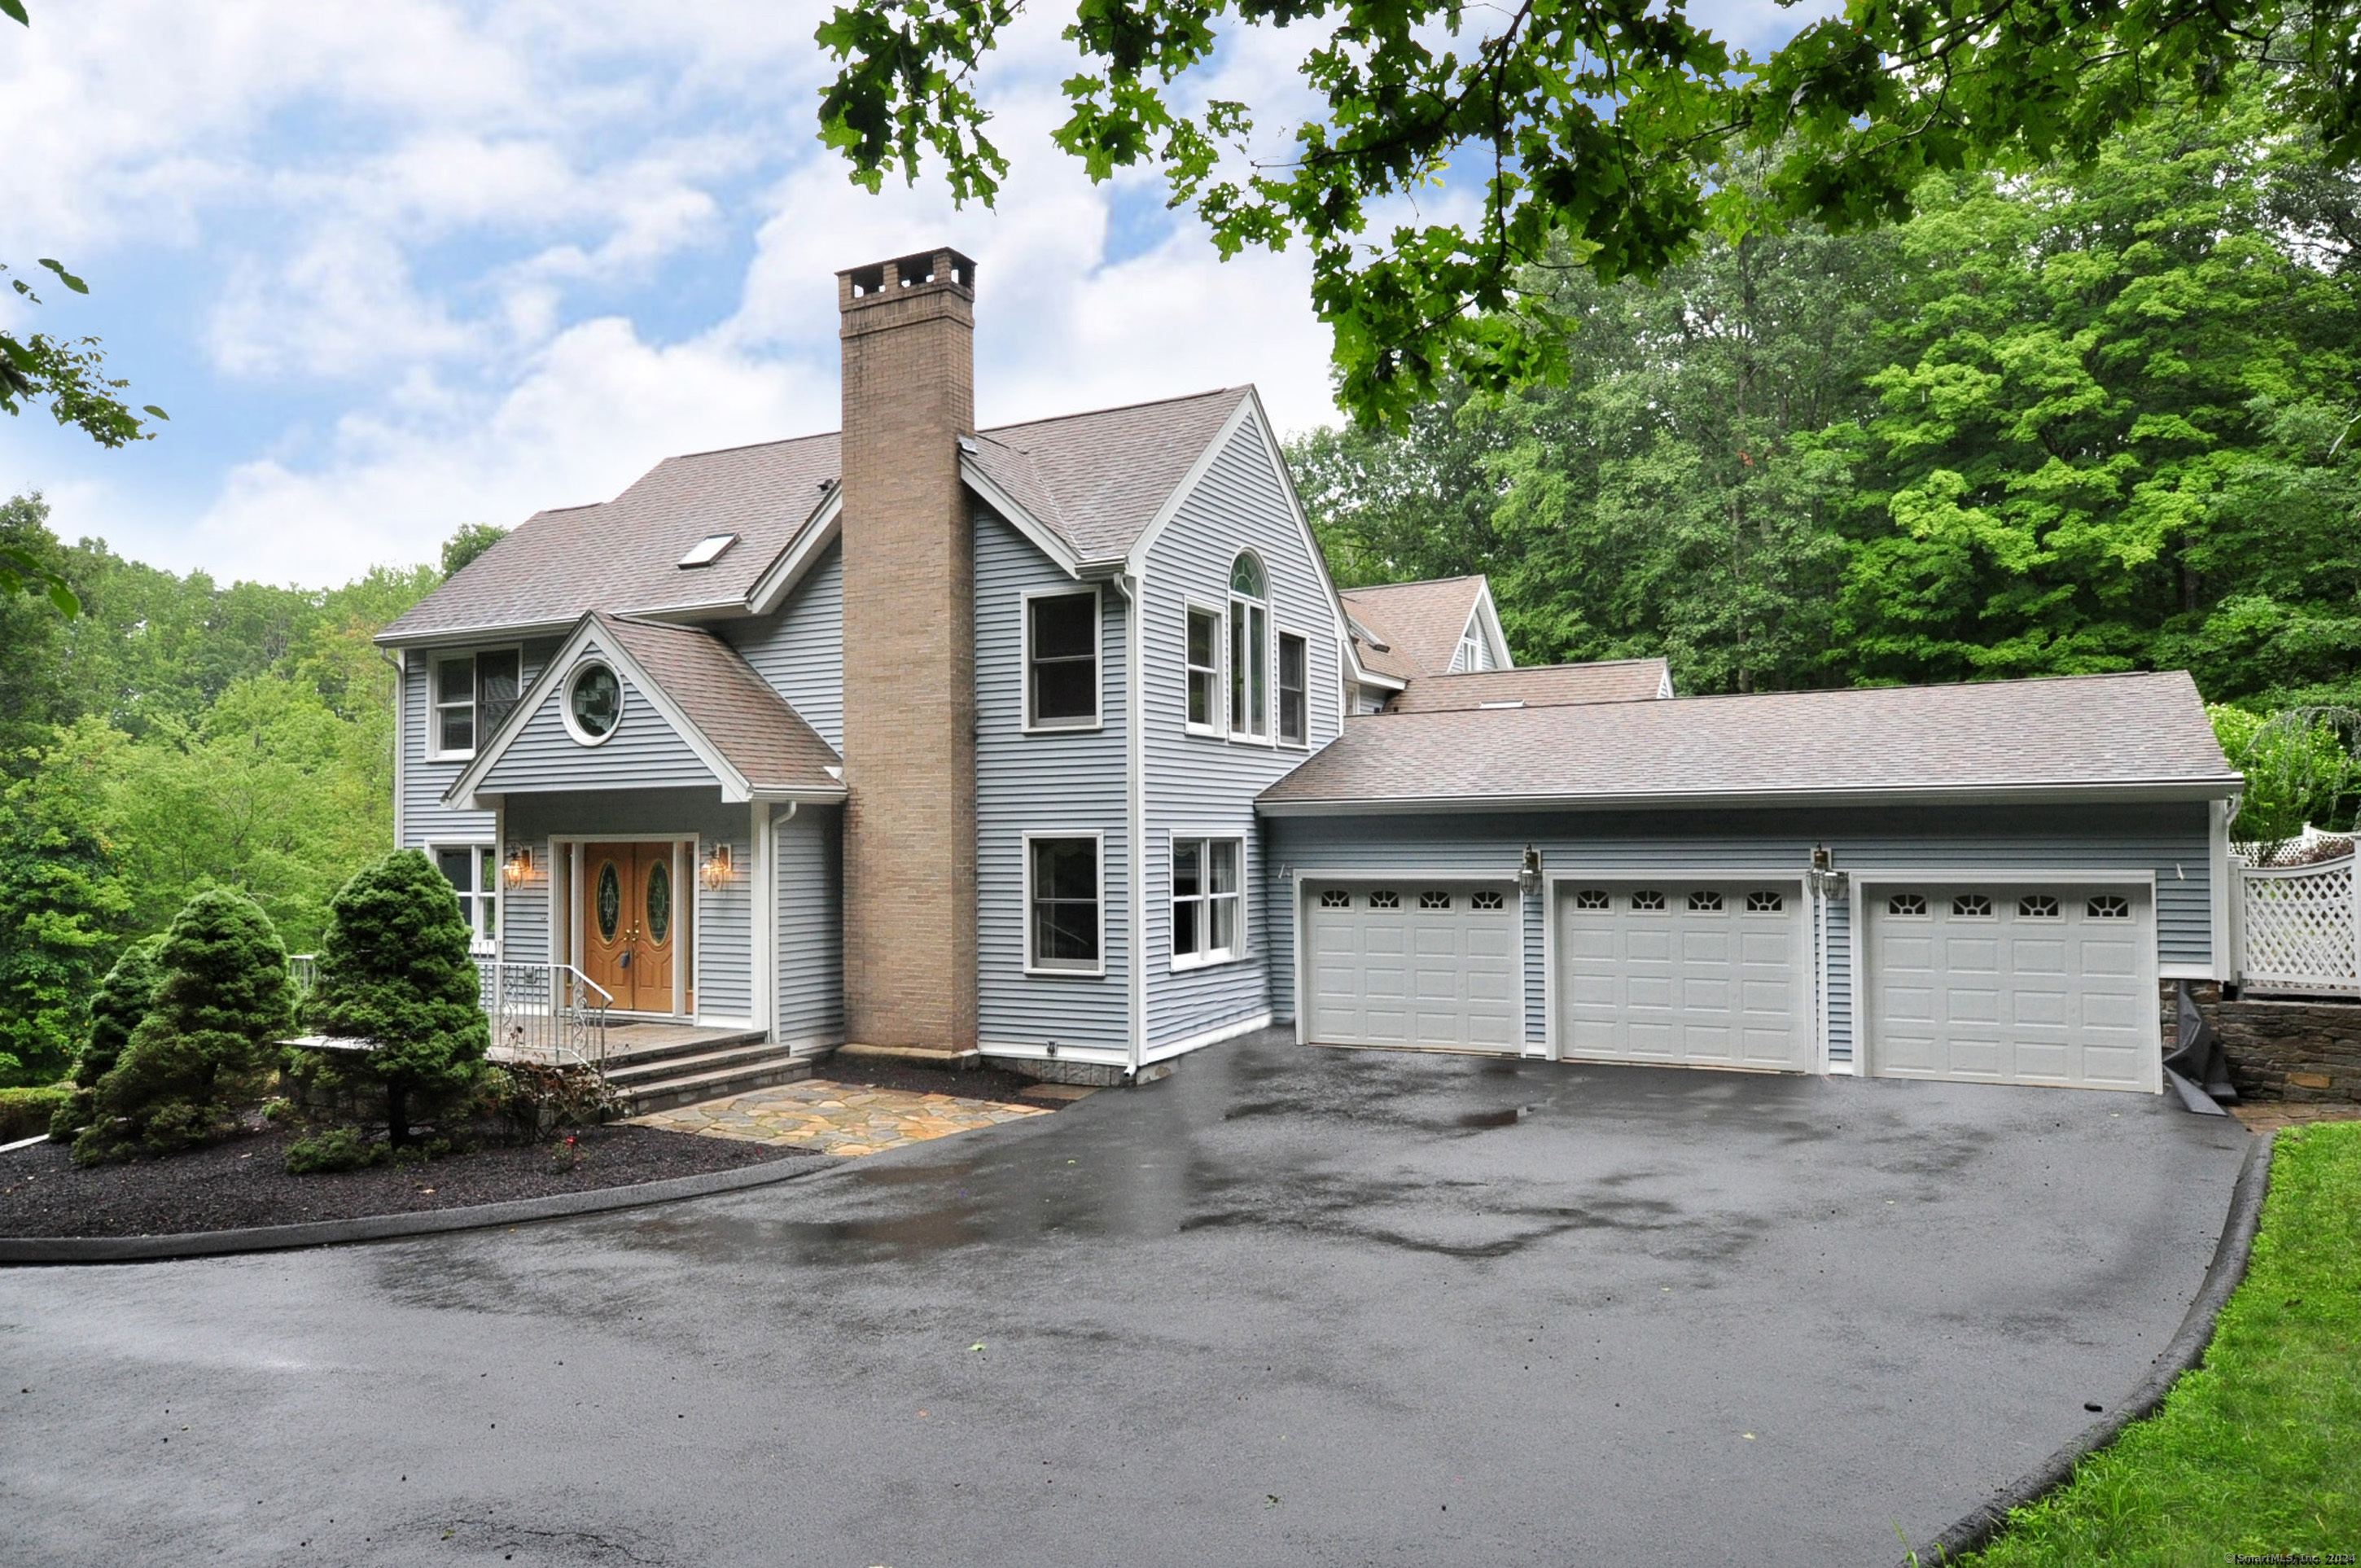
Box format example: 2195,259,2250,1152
701,843,734,891
1807,845,1848,899
503,845,532,887
1518,845,1544,895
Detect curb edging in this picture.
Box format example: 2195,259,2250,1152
1898,1129,2277,1566
0,1151,840,1267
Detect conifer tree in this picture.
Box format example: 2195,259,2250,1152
47,935,160,1141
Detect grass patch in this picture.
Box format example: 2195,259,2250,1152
1961,1122,2361,1566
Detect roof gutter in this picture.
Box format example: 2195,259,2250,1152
375,617,580,651
1255,777,2247,817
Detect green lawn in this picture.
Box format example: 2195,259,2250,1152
1960,1121,2361,1567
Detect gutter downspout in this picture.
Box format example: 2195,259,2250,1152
1119,571,1146,1080
383,648,405,850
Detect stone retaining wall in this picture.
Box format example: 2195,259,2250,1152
2163,981,2361,1102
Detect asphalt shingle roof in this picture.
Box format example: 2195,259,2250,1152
1388,659,1671,712
1340,577,1487,679
380,388,1252,643
1260,672,2239,810
592,614,843,796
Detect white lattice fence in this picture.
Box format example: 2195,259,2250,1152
2236,853,2359,996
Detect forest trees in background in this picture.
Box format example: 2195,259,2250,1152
0,495,456,1085
1290,73,2361,711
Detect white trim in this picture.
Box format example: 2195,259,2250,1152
751,803,777,1040
1257,780,2243,816
1851,869,2163,1093
961,455,1084,578
1276,627,1312,748
977,1042,1130,1066
1021,830,1108,979
2209,797,2232,981
422,839,502,956
1540,871,1811,1067
1141,1010,1271,1064
1290,868,1529,1054
376,617,579,651
391,648,406,848
2159,963,2216,980
1181,597,1226,737
1167,830,1248,971
1019,584,1105,734
1124,572,1148,1077
559,657,624,747
550,832,703,1022
742,488,843,616
426,645,523,762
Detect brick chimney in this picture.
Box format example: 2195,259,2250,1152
837,247,979,1051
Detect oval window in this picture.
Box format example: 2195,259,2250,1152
595,861,622,941
646,858,672,944
569,663,621,741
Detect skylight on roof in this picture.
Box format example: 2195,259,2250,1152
677,532,738,567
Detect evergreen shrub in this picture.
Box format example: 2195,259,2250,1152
49,937,161,1141
0,1084,71,1141
309,851,487,1146
72,888,292,1163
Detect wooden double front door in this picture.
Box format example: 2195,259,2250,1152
580,842,683,1014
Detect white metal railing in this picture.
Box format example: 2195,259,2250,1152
288,953,318,1005
2235,852,2359,996
480,961,613,1071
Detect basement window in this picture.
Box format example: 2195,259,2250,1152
677,532,738,567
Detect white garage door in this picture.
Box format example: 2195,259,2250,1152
1556,881,1811,1071
1864,884,2157,1091
1306,883,1522,1050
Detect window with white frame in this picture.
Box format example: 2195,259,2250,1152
1277,632,1308,745
1027,835,1102,973
430,650,521,759
431,844,498,952
1229,552,1269,740
1452,612,1496,672
1026,590,1100,729
1185,605,1223,732
1172,837,1242,966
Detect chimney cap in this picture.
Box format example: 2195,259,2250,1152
839,247,976,305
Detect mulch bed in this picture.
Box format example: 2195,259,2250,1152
817,1054,1054,1105
0,1123,817,1240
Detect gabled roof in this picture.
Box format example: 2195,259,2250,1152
1339,576,1490,679
1388,659,1673,712
379,388,1254,645
444,612,843,808
1259,671,2241,814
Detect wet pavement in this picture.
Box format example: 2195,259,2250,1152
1,1030,2253,1566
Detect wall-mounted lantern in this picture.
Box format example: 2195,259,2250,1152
700,843,734,891
1518,845,1544,896
503,844,533,887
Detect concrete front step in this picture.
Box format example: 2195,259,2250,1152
603,1040,788,1088
619,1052,817,1116
598,1025,769,1071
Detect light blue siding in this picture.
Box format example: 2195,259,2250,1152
498,789,756,1023
773,804,844,1049
1139,408,1343,1053
477,635,718,795
724,541,844,753
974,507,1131,1055
1264,803,2213,1061
398,640,558,850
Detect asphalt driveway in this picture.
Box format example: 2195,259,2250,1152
1,1030,2253,1566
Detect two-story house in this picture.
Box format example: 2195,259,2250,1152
379,247,2243,1107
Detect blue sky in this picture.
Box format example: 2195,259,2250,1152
0,0,1819,588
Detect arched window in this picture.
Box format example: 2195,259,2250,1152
1229,552,1269,739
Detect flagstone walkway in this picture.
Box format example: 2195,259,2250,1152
630,1079,1052,1157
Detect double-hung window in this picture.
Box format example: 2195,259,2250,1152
1026,590,1100,729
432,845,498,953
1228,553,1268,741
430,649,521,759
1277,633,1307,745
1185,606,1223,733
1172,837,1242,966
1026,834,1102,974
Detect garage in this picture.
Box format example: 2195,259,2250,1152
1863,883,2160,1091
1553,880,1812,1071
1305,882,1522,1050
